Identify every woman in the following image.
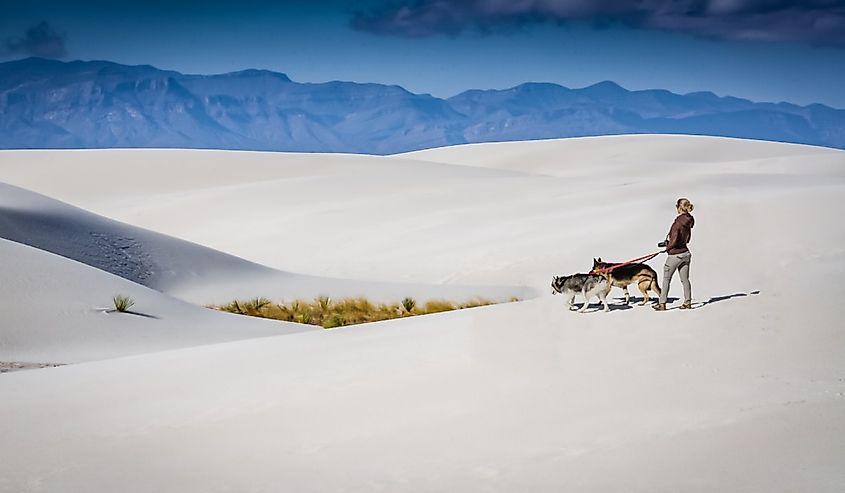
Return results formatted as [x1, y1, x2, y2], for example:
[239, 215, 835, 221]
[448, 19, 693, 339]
[653, 198, 695, 311]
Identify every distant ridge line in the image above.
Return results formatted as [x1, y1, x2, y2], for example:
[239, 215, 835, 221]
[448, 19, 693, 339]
[1, 57, 843, 154]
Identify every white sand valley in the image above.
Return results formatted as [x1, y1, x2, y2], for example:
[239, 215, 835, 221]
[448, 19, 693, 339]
[0, 135, 844, 491]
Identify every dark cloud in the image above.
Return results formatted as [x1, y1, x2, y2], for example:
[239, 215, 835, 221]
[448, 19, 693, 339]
[351, 0, 845, 46]
[3, 21, 67, 58]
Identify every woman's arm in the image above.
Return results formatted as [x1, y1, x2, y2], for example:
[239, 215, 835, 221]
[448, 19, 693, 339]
[665, 218, 681, 251]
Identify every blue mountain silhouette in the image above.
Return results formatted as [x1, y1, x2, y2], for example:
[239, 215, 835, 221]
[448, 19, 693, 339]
[1, 57, 842, 154]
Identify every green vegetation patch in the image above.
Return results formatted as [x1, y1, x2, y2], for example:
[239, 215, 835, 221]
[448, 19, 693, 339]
[209, 295, 516, 329]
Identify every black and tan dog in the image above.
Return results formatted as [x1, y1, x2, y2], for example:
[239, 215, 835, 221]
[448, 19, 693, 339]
[591, 258, 661, 305]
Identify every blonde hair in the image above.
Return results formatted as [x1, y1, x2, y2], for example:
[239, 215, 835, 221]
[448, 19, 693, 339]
[676, 197, 694, 213]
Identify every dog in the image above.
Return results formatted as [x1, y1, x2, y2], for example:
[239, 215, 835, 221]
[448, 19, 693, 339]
[551, 273, 612, 312]
[591, 257, 661, 305]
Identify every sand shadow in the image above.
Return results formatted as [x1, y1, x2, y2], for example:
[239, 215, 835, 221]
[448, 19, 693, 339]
[1, 362, 65, 374]
[702, 290, 760, 306]
[611, 290, 760, 309]
[0, 207, 154, 286]
[103, 309, 160, 319]
[569, 301, 634, 313]
[616, 296, 677, 305]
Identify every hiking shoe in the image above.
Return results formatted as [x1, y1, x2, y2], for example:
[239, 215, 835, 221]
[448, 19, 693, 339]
[679, 302, 693, 310]
[652, 303, 666, 311]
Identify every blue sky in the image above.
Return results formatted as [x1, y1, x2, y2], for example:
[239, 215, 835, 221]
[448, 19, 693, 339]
[2, 0, 844, 107]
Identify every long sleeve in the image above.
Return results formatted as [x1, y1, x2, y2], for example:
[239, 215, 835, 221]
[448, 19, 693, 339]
[666, 219, 681, 251]
[666, 213, 693, 254]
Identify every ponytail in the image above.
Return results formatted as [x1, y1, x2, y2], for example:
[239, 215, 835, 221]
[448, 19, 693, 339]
[677, 197, 694, 213]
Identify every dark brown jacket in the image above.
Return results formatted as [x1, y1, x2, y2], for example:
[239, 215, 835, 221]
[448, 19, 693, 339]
[666, 212, 694, 255]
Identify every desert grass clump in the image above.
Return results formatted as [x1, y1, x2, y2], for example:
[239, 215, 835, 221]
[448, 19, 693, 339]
[459, 297, 498, 309]
[423, 299, 456, 314]
[112, 295, 135, 313]
[323, 313, 346, 329]
[209, 295, 511, 329]
[402, 297, 416, 314]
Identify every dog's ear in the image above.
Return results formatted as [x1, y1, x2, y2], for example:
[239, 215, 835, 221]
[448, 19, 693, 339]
[598, 257, 602, 263]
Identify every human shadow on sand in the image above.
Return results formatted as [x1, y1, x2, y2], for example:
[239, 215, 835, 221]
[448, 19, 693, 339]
[703, 290, 760, 305]
[614, 291, 760, 310]
[574, 290, 761, 313]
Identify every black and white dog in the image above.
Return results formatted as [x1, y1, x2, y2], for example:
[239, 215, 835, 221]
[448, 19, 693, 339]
[551, 273, 612, 312]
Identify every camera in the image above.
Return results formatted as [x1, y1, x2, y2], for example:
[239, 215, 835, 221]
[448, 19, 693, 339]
[657, 240, 668, 248]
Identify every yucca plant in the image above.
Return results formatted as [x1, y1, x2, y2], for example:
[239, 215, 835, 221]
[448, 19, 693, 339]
[316, 295, 331, 312]
[112, 295, 135, 313]
[221, 300, 244, 314]
[245, 297, 272, 312]
[401, 297, 416, 313]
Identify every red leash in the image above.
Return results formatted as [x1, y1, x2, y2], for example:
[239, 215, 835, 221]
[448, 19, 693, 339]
[591, 251, 663, 274]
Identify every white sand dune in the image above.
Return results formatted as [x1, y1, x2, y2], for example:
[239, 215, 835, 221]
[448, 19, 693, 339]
[402, 134, 843, 174]
[2, 135, 841, 290]
[0, 182, 529, 306]
[1, 135, 844, 491]
[0, 238, 312, 363]
[0, 179, 527, 361]
[0, 149, 535, 286]
[1, 296, 843, 491]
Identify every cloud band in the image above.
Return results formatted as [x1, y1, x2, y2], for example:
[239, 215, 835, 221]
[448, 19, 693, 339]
[351, 0, 845, 46]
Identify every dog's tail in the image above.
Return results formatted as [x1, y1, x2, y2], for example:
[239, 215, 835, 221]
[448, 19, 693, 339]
[649, 267, 662, 295]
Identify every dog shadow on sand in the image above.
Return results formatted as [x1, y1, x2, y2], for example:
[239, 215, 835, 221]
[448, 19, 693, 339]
[576, 290, 760, 313]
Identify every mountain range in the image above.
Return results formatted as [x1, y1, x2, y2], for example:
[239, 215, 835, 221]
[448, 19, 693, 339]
[1, 57, 843, 154]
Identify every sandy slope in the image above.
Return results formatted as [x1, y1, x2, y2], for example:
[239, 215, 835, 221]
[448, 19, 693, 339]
[401, 134, 840, 171]
[0, 180, 526, 361]
[0, 294, 843, 491]
[0, 149, 535, 285]
[1, 135, 844, 491]
[0, 182, 529, 306]
[0, 238, 312, 363]
[2, 135, 841, 290]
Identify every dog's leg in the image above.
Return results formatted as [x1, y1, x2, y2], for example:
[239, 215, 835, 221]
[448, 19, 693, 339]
[599, 289, 610, 312]
[579, 288, 590, 313]
[563, 291, 575, 310]
[623, 285, 630, 304]
[638, 281, 650, 305]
